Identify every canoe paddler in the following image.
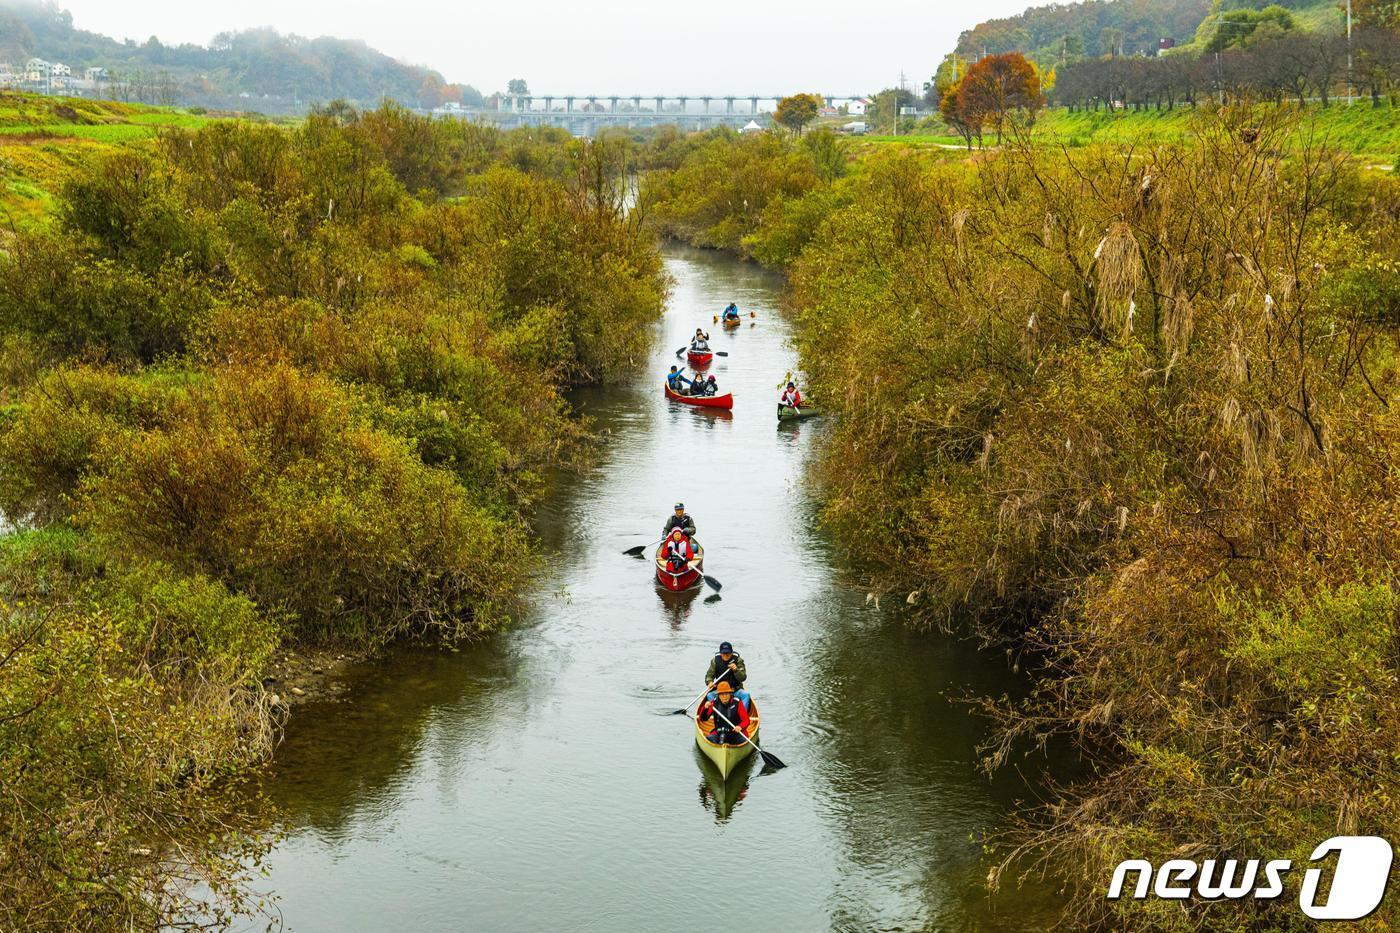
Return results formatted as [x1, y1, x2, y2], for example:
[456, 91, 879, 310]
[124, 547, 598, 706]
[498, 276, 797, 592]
[690, 328, 710, 352]
[705, 640, 748, 700]
[663, 527, 696, 573]
[701, 680, 750, 747]
[667, 365, 693, 393]
[663, 502, 696, 539]
[778, 381, 803, 416]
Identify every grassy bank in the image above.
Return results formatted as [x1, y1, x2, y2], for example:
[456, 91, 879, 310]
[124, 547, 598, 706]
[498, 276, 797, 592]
[864, 102, 1400, 165]
[642, 109, 1400, 928]
[0, 99, 666, 927]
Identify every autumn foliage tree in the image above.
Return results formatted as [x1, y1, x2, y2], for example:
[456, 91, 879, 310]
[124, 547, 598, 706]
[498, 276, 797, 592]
[774, 92, 824, 135]
[941, 52, 1043, 148]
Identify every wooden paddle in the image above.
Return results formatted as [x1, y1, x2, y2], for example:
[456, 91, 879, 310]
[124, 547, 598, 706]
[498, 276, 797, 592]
[623, 537, 662, 557]
[711, 706, 786, 770]
[670, 674, 725, 716]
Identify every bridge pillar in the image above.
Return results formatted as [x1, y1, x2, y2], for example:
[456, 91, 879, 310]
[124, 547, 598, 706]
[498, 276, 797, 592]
[750, 97, 759, 114]
[700, 96, 711, 114]
[609, 96, 619, 113]
[632, 96, 641, 113]
[825, 96, 834, 108]
[524, 96, 533, 112]
[678, 96, 688, 113]
[725, 96, 734, 113]
[654, 96, 663, 113]
[544, 96, 553, 112]
[565, 96, 574, 113]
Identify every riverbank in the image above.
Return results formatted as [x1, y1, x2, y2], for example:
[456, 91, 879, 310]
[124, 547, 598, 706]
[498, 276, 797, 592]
[0, 103, 667, 927]
[641, 110, 1400, 927]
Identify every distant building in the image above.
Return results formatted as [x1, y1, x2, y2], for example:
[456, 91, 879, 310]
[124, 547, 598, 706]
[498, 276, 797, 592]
[848, 98, 871, 116]
[842, 121, 869, 135]
[85, 66, 109, 81]
[1157, 37, 1176, 56]
[818, 106, 839, 118]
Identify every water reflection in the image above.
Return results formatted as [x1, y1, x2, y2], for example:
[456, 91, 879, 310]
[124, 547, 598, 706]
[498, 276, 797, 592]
[694, 748, 755, 824]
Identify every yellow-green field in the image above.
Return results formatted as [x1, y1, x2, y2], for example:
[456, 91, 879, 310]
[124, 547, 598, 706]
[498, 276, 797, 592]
[861, 103, 1400, 166]
[0, 92, 217, 228]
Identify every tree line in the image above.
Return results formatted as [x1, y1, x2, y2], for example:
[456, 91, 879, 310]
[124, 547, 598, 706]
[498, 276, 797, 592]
[1053, 27, 1400, 110]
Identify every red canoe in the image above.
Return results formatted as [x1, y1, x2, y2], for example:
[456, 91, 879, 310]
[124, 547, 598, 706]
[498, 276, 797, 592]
[665, 384, 734, 410]
[656, 541, 705, 591]
[686, 350, 714, 367]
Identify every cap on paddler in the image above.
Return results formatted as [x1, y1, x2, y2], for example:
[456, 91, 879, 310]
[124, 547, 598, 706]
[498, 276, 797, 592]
[719, 641, 733, 653]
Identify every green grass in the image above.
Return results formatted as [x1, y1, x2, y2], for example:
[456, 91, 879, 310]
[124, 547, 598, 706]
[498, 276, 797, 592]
[0, 92, 219, 229]
[863, 104, 1400, 167]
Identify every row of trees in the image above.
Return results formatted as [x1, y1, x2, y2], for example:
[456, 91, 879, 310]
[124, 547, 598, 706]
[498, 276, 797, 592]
[1054, 27, 1400, 111]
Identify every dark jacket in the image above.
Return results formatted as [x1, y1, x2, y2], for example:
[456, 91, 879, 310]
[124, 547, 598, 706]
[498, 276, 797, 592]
[706, 695, 750, 734]
[663, 513, 696, 538]
[705, 653, 747, 690]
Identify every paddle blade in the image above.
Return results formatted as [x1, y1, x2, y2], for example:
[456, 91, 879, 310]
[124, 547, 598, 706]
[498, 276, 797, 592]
[713, 350, 729, 357]
[759, 749, 787, 770]
[623, 545, 648, 557]
[669, 707, 690, 716]
[675, 347, 686, 357]
[703, 575, 722, 592]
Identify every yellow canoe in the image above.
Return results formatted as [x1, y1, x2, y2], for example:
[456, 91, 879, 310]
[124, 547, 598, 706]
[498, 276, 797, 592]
[694, 697, 760, 779]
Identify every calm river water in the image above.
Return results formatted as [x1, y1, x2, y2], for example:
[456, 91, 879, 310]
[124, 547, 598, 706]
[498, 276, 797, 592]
[246, 245, 1061, 931]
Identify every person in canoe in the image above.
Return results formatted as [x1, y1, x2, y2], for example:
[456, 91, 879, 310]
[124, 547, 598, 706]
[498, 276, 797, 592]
[663, 502, 697, 539]
[690, 328, 710, 352]
[700, 680, 751, 747]
[705, 640, 749, 708]
[690, 374, 719, 398]
[667, 365, 693, 393]
[722, 303, 741, 324]
[778, 381, 803, 415]
[663, 526, 697, 574]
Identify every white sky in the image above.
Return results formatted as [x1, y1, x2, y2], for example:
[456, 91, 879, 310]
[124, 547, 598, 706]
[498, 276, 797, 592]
[52, 0, 1035, 96]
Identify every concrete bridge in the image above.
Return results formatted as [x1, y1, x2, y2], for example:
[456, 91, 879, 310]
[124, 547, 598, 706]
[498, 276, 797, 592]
[433, 93, 870, 135]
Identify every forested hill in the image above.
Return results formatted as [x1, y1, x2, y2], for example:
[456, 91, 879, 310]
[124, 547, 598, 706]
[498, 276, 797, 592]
[0, 0, 483, 112]
[953, 0, 1343, 63]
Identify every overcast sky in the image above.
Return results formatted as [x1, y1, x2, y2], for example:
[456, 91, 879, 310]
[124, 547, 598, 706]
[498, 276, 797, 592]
[52, 0, 1036, 96]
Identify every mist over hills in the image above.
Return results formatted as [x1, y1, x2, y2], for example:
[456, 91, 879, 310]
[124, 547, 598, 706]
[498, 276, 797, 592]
[0, 0, 483, 112]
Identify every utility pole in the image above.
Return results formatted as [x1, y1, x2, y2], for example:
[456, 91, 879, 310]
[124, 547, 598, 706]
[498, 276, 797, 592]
[1346, 0, 1354, 106]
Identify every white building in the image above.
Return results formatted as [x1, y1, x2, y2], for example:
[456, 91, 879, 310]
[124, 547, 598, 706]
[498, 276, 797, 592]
[847, 98, 871, 116]
[85, 66, 109, 81]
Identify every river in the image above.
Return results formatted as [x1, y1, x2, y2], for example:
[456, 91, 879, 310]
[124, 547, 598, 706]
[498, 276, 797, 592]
[245, 245, 1061, 931]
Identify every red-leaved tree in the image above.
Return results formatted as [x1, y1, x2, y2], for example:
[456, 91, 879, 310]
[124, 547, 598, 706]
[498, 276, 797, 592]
[944, 52, 1043, 148]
